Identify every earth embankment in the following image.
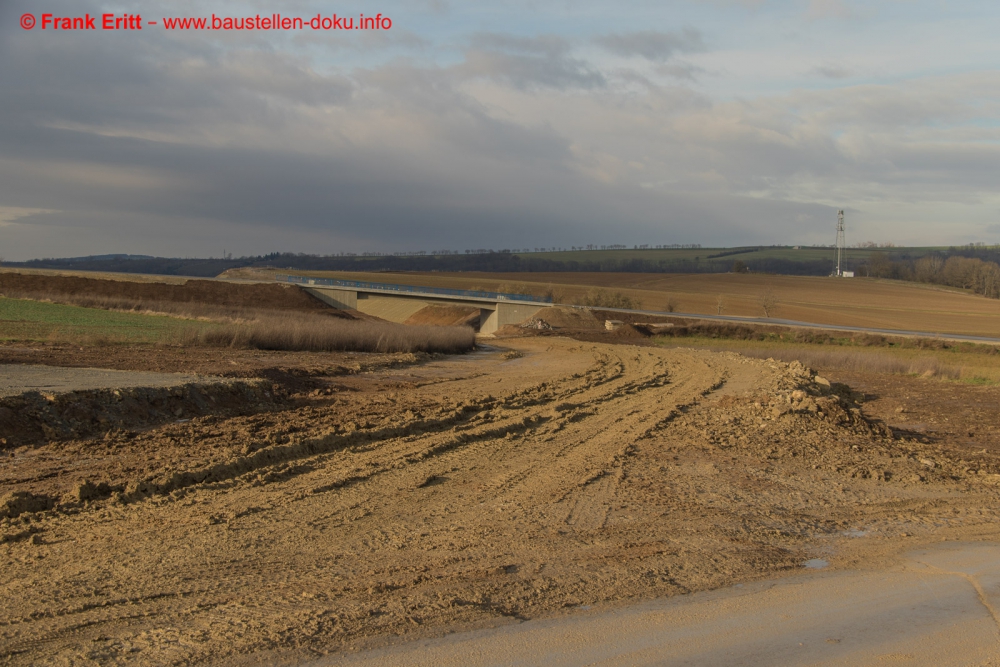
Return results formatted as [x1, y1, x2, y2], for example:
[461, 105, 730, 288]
[0, 270, 342, 315]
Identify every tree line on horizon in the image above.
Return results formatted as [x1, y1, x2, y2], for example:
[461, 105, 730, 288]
[3, 246, 999, 299]
[4, 251, 835, 277]
[857, 251, 1000, 299]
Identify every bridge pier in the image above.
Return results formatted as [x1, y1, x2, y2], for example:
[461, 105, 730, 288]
[304, 287, 357, 310]
[478, 302, 549, 334]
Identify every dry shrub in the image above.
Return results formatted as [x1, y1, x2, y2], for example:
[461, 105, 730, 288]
[732, 348, 961, 380]
[575, 289, 638, 309]
[188, 313, 476, 354]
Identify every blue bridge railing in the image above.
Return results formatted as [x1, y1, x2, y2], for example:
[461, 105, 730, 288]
[276, 274, 552, 304]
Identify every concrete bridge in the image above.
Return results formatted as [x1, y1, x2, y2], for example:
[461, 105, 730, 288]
[277, 275, 551, 334]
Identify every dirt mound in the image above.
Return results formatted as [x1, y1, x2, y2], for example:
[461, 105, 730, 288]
[540, 306, 603, 329]
[0, 271, 345, 315]
[404, 305, 480, 327]
[591, 309, 676, 325]
[0, 380, 286, 448]
[519, 318, 552, 330]
[0, 491, 54, 520]
[605, 323, 649, 339]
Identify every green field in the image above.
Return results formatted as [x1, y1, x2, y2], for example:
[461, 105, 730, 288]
[0, 297, 216, 344]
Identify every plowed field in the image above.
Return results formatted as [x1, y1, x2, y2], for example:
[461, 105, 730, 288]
[3, 338, 1000, 665]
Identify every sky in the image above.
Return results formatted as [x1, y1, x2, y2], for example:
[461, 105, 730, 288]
[2, 0, 1000, 260]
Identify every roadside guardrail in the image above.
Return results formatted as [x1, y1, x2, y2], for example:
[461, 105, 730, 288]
[276, 274, 553, 304]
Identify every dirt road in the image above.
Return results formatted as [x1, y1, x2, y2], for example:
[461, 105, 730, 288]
[2, 338, 1000, 665]
[0, 364, 212, 398]
[332, 541, 1000, 666]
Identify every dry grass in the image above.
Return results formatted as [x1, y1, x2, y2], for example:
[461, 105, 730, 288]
[188, 313, 475, 354]
[655, 334, 1000, 384]
[733, 347, 962, 380]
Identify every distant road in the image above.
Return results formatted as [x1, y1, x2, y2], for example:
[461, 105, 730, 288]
[581, 305, 1000, 345]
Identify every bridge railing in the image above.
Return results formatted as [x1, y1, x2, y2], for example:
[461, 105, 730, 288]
[276, 274, 553, 304]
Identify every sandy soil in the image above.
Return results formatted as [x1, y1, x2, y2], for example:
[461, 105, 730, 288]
[3, 338, 1000, 665]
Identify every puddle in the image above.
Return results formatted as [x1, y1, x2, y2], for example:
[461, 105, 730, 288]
[842, 529, 869, 538]
[803, 559, 829, 569]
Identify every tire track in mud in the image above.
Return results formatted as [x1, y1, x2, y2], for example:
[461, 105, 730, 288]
[6, 338, 1000, 665]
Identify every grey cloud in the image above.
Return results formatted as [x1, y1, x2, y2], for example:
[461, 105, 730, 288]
[0, 19, 352, 144]
[292, 28, 431, 52]
[357, 62, 575, 164]
[655, 62, 705, 80]
[596, 29, 704, 63]
[457, 50, 605, 89]
[471, 33, 571, 57]
[3, 0, 998, 260]
[457, 33, 605, 89]
[811, 64, 851, 79]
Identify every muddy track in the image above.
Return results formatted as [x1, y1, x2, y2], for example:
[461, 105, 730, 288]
[2, 338, 1000, 665]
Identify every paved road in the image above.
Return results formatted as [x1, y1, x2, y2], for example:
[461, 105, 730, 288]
[325, 542, 1000, 667]
[587, 306, 1000, 345]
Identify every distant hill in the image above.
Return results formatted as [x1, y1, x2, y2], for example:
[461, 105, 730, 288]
[52, 254, 158, 262]
[2, 245, 997, 279]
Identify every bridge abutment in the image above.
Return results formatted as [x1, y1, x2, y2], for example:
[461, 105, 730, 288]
[302, 284, 549, 334]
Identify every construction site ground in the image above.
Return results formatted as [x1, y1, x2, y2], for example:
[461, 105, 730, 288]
[2, 335, 1000, 665]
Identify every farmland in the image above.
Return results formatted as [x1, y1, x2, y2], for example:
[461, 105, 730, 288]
[524, 244, 937, 267]
[0, 297, 215, 344]
[232, 268, 1000, 338]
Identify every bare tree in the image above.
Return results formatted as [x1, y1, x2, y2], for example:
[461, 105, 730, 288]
[664, 296, 679, 313]
[758, 289, 779, 318]
[716, 294, 725, 315]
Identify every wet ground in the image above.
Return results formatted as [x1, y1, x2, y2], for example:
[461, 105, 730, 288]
[330, 541, 1000, 666]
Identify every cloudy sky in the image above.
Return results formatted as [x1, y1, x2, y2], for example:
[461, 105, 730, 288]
[2, 0, 999, 260]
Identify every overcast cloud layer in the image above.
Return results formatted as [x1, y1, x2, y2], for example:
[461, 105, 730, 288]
[1, 0, 1000, 259]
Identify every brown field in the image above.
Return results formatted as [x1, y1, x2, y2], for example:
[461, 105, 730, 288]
[253, 268, 1000, 338]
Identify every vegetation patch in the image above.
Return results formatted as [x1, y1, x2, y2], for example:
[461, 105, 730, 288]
[653, 328, 1000, 385]
[189, 313, 476, 354]
[0, 297, 214, 344]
